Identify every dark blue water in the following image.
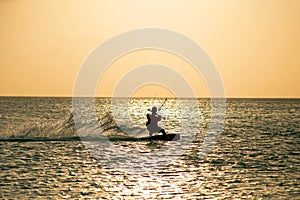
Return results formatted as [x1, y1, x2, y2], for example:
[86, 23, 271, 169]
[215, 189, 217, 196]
[0, 97, 299, 198]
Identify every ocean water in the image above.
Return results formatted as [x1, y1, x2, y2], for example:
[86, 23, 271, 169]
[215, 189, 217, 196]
[0, 97, 299, 199]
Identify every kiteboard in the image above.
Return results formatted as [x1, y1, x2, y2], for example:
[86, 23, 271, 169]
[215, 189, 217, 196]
[139, 133, 180, 141]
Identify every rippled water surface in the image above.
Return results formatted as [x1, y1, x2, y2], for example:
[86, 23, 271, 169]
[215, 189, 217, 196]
[0, 97, 299, 199]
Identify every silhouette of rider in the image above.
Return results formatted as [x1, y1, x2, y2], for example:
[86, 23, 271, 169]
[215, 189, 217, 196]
[146, 106, 167, 138]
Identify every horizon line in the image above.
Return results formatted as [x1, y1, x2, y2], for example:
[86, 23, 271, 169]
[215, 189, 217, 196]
[0, 95, 299, 99]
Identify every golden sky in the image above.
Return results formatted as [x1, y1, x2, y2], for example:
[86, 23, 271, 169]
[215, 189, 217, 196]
[0, 0, 299, 97]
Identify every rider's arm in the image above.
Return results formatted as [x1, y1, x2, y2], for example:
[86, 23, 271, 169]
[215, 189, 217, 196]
[146, 114, 151, 125]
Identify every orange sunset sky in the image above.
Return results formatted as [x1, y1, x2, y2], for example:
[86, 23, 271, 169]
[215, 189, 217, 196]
[0, 0, 299, 98]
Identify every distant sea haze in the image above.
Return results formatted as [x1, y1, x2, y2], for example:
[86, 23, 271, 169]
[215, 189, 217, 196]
[0, 97, 299, 198]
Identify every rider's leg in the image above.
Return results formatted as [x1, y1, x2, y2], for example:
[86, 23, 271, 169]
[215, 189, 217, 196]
[159, 129, 167, 137]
